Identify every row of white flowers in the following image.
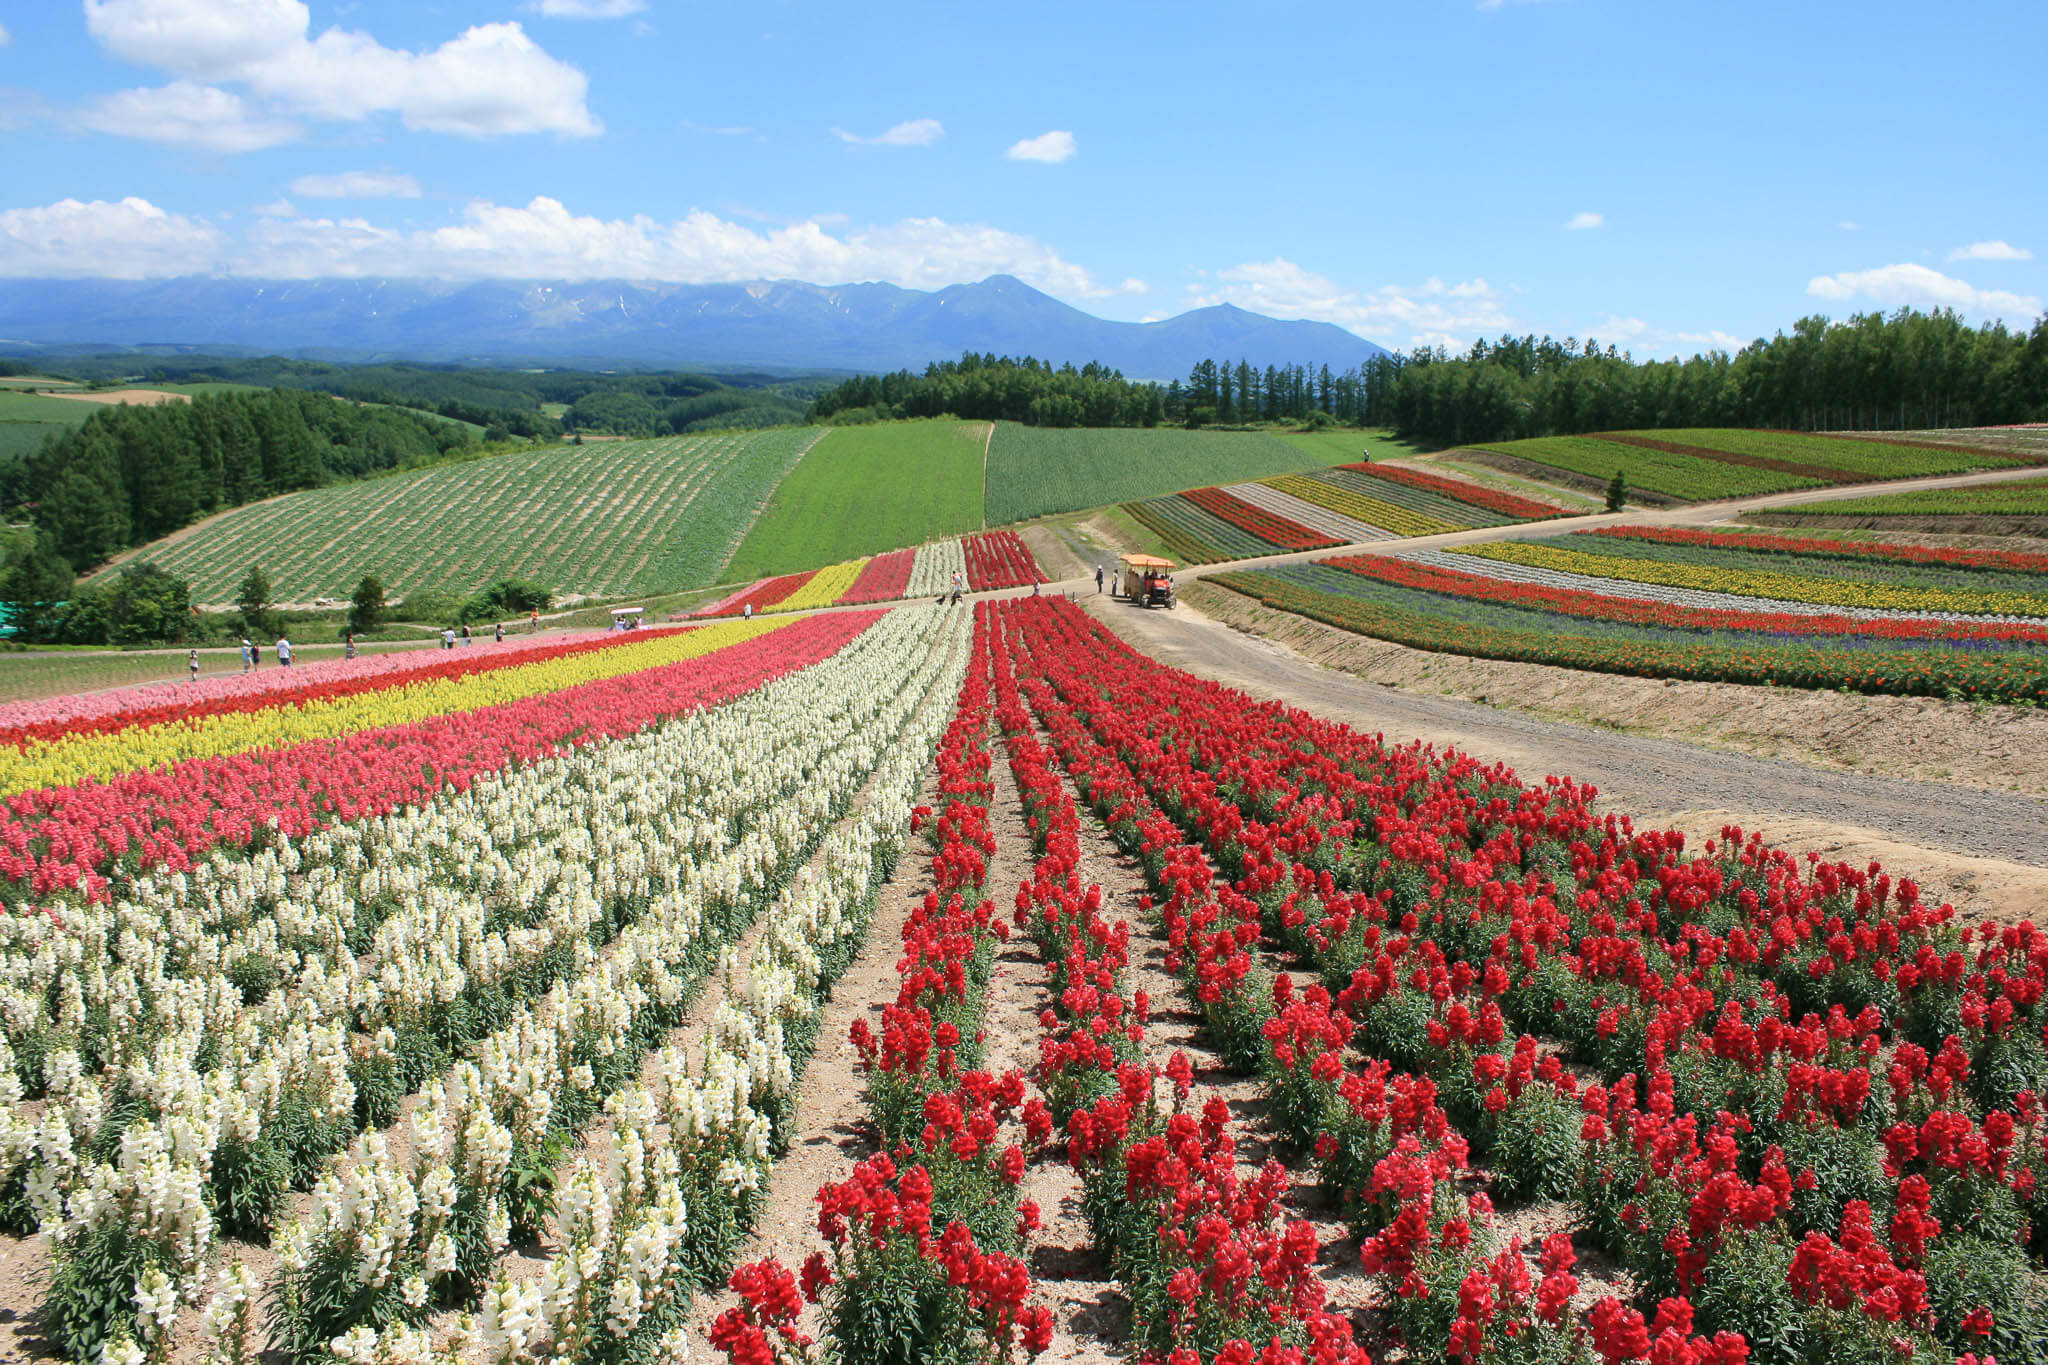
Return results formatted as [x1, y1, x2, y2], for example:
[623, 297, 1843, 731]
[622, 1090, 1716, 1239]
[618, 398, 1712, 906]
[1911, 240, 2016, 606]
[266, 608, 971, 1364]
[907, 538, 968, 597]
[20, 606, 969, 1365]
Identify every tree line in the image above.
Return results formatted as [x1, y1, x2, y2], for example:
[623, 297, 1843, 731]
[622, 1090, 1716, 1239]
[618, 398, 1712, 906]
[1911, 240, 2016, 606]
[807, 308, 2048, 447]
[5, 389, 471, 571]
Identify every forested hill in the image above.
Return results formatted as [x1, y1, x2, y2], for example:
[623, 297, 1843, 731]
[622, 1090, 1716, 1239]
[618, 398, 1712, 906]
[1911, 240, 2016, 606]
[9, 390, 473, 570]
[828, 309, 2048, 444]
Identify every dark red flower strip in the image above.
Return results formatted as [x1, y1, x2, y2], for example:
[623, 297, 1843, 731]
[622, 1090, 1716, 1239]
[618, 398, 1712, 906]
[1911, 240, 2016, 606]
[964, 530, 1045, 590]
[0, 611, 879, 899]
[1321, 551, 2048, 646]
[1183, 487, 1343, 552]
[840, 548, 917, 604]
[1340, 462, 1563, 519]
[709, 569, 819, 617]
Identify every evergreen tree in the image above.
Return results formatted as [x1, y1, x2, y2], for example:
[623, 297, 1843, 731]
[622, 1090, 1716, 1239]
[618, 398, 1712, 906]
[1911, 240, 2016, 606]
[1605, 470, 1628, 512]
[0, 530, 75, 644]
[349, 574, 387, 633]
[237, 564, 275, 639]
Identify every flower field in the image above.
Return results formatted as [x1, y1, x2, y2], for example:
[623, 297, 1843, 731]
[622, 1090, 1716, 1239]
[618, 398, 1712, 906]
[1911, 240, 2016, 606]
[12, 560, 2048, 1365]
[697, 533, 1042, 617]
[1122, 463, 1560, 564]
[717, 595, 2048, 1365]
[1209, 522, 2048, 701]
[132, 430, 825, 604]
[1469, 429, 2031, 504]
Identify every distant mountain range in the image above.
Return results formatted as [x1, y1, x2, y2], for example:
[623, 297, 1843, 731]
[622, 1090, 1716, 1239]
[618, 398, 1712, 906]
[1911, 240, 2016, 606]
[0, 274, 1387, 377]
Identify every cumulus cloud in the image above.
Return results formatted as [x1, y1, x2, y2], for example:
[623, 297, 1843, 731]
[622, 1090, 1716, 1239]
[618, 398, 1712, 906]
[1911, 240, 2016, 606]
[0, 197, 225, 278]
[79, 0, 598, 141]
[1564, 211, 1604, 231]
[1807, 262, 2040, 320]
[1948, 240, 2032, 262]
[1590, 314, 1749, 359]
[526, 0, 646, 16]
[833, 118, 943, 147]
[1006, 130, 1076, 163]
[0, 193, 1108, 298]
[1189, 258, 1512, 350]
[289, 170, 422, 199]
[78, 82, 302, 153]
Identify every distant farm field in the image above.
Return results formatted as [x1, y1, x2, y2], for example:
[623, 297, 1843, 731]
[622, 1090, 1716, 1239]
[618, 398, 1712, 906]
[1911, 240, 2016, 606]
[984, 424, 1309, 523]
[130, 429, 820, 604]
[1277, 428, 1441, 466]
[725, 419, 987, 579]
[1772, 478, 2048, 518]
[1470, 428, 2028, 503]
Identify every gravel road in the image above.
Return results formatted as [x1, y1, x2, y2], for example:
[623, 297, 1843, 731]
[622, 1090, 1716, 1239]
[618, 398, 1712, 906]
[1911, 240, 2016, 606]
[1081, 594, 2048, 869]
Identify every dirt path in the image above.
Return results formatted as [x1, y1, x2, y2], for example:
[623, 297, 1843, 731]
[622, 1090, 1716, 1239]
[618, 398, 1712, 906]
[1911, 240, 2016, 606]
[1078, 593, 2048, 927]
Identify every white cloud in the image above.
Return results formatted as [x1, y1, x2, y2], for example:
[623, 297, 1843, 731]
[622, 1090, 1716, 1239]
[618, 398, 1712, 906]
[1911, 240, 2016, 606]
[78, 82, 302, 153]
[0, 21, 11, 45]
[1564, 211, 1604, 231]
[290, 170, 422, 199]
[254, 198, 297, 218]
[0, 197, 225, 278]
[526, 0, 646, 16]
[833, 118, 943, 147]
[0, 193, 1107, 299]
[1948, 240, 2032, 262]
[1591, 314, 1748, 359]
[1838, 220, 1861, 231]
[1807, 262, 2041, 319]
[682, 120, 757, 137]
[1006, 130, 1076, 163]
[1189, 258, 1513, 350]
[80, 0, 598, 139]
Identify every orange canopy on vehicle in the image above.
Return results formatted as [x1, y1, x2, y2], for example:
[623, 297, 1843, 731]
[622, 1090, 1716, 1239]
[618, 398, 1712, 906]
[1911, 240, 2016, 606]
[1119, 554, 1175, 569]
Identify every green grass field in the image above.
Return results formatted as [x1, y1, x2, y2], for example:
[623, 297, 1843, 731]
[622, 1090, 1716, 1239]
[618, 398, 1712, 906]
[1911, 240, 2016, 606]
[1473, 434, 1822, 500]
[128, 429, 821, 604]
[1277, 428, 1442, 466]
[985, 424, 1312, 523]
[725, 419, 988, 579]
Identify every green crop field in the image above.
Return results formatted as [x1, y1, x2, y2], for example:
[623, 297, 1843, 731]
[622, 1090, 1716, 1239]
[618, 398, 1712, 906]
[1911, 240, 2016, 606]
[0, 389, 95, 464]
[725, 419, 987, 579]
[1277, 428, 1442, 466]
[1473, 434, 1821, 501]
[985, 424, 1311, 523]
[128, 429, 821, 605]
[1644, 428, 2024, 479]
[1763, 478, 2048, 518]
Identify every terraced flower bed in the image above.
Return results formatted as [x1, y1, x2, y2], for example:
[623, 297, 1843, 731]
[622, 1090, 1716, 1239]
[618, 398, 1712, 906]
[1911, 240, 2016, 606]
[1210, 521, 2048, 701]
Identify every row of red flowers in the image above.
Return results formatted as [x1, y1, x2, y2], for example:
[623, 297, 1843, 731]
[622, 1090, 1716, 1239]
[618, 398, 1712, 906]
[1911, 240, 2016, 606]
[991, 597, 2038, 1362]
[1184, 487, 1344, 553]
[965, 531, 1046, 590]
[1320, 552, 2048, 647]
[1584, 524, 2048, 576]
[1340, 461, 1566, 520]
[841, 548, 919, 604]
[0, 612, 878, 900]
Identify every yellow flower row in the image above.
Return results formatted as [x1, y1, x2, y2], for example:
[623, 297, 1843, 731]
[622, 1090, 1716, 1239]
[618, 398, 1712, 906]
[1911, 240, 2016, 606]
[0, 617, 793, 799]
[1461, 542, 2048, 619]
[777, 558, 869, 612]
[1266, 476, 1462, 539]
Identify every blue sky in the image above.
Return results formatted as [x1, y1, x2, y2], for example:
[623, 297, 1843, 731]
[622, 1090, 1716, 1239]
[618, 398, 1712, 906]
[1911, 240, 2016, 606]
[0, 0, 2042, 357]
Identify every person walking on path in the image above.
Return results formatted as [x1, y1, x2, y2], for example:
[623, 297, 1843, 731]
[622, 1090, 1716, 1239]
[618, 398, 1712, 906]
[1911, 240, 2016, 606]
[187, 649, 200, 683]
[461, 623, 472, 647]
[344, 631, 357, 661]
[530, 607, 540, 632]
[441, 626, 456, 650]
[276, 636, 293, 669]
[494, 621, 504, 644]
[239, 637, 253, 672]
[1094, 564, 1104, 594]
